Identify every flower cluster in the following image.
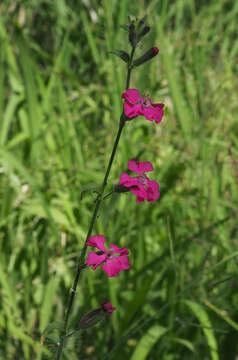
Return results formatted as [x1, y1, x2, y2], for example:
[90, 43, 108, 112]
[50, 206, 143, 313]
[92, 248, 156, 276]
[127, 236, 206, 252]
[85, 19, 165, 320]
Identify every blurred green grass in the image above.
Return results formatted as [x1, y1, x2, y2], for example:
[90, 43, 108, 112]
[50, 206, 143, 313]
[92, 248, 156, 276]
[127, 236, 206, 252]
[0, 0, 238, 359]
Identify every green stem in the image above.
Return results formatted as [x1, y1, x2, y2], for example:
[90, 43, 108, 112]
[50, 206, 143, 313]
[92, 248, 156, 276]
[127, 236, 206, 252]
[103, 191, 114, 200]
[56, 46, 136, 360]
[126, 47, 135, 89]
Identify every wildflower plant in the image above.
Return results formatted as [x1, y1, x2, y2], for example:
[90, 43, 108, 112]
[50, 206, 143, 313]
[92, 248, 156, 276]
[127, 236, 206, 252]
[55, 16, 164, 359]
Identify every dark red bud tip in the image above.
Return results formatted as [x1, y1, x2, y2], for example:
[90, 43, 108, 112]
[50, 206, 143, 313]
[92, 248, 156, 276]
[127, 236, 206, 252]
[153, 47, 159, 54]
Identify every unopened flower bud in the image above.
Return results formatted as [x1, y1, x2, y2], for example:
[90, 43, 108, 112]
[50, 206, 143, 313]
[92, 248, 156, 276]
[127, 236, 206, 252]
[132, 47, 159, 67]
[79, 301, 116, 329]
[129, 22, 137, 47]
[79, 309, 104, 329]
[138, 15, 147, 29]
[137, 26, 150, 42]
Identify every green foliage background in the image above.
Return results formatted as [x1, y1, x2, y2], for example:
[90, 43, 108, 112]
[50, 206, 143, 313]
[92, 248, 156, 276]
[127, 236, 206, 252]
[0, 0, 238, 359]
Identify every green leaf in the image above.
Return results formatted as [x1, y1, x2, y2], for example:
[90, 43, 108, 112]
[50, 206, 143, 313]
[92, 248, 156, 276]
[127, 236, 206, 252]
[121, 274, 154, 333]
[185, 300, 219, 360]
[130, 325, 167, 360]
[40, 278, 59, 333]
[109, 50, 130, 63]
[171, 337, 195, 352]
[203, 299, 238, 331]
[0, 148, 59, 240]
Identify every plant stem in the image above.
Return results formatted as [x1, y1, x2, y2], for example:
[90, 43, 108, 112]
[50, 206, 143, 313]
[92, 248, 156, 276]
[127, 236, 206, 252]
[56, 46, 136, 360]
[126, 47, 135, 89]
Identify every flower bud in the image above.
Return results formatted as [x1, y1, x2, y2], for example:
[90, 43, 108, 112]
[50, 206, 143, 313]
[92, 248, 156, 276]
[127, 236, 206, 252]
[138, 16, 147, 28]
[137, 26, 150, 42]
[79, 301, 116, 329]
[129, 22, 137, 47]
[79, 309, 104, 329]
[132, 47, 159, 67]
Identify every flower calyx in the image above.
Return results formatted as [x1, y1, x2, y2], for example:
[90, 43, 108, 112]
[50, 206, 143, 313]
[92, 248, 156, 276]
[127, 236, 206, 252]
[79, 301, 116, 330]
[132, 47, 159, 67]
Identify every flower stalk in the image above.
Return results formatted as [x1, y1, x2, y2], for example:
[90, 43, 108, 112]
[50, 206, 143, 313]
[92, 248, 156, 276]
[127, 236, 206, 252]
[55, 45, 136, 360]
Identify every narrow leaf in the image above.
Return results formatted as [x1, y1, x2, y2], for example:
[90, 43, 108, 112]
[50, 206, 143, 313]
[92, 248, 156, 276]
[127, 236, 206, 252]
[171, 337, 195, 352]
[130, 325, 167, 360]
[203, 299, 238, 331]
[185, 300, 219, 360]
[109, 50, 130, 63]
[40, 278, 59, 333]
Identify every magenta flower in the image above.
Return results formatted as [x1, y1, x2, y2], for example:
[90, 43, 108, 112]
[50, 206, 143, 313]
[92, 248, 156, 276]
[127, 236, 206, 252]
[119, 159, 160, 203]
[121, 88, 164, 123]
[86, 235, 130, 277]
[101, 301, 116, 316]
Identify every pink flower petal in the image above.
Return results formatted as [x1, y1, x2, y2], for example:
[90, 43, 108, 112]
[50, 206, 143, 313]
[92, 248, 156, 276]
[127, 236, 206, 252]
[124, 101, 143, 118]
[143, 103, 164, 123]
[86, 252, 107, 270]
[102, 259, 121, 277]
[153, 103, 164, 110]
[102, 255, 130, 277]
[121, 89, 141, 104]
[116, 255, 130, 270]
[130, 184, 147, 199]
[122, 88, 164, 123]
[86, 235, 107, 252]
[147, 180, 160, 201]
[119, 172, 139, 187]
[118, 157, 160, 203]
[86, 235, 130, 277]
[128, 159, 153, 174]
[109, 244, 129, 255]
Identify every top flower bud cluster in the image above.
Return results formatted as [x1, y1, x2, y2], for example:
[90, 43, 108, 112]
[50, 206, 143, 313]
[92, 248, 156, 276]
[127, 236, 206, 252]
[110, 16, 160, 68]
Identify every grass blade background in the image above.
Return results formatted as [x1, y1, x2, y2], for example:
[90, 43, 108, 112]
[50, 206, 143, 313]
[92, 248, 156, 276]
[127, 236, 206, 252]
[0, 0, 237, 358]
